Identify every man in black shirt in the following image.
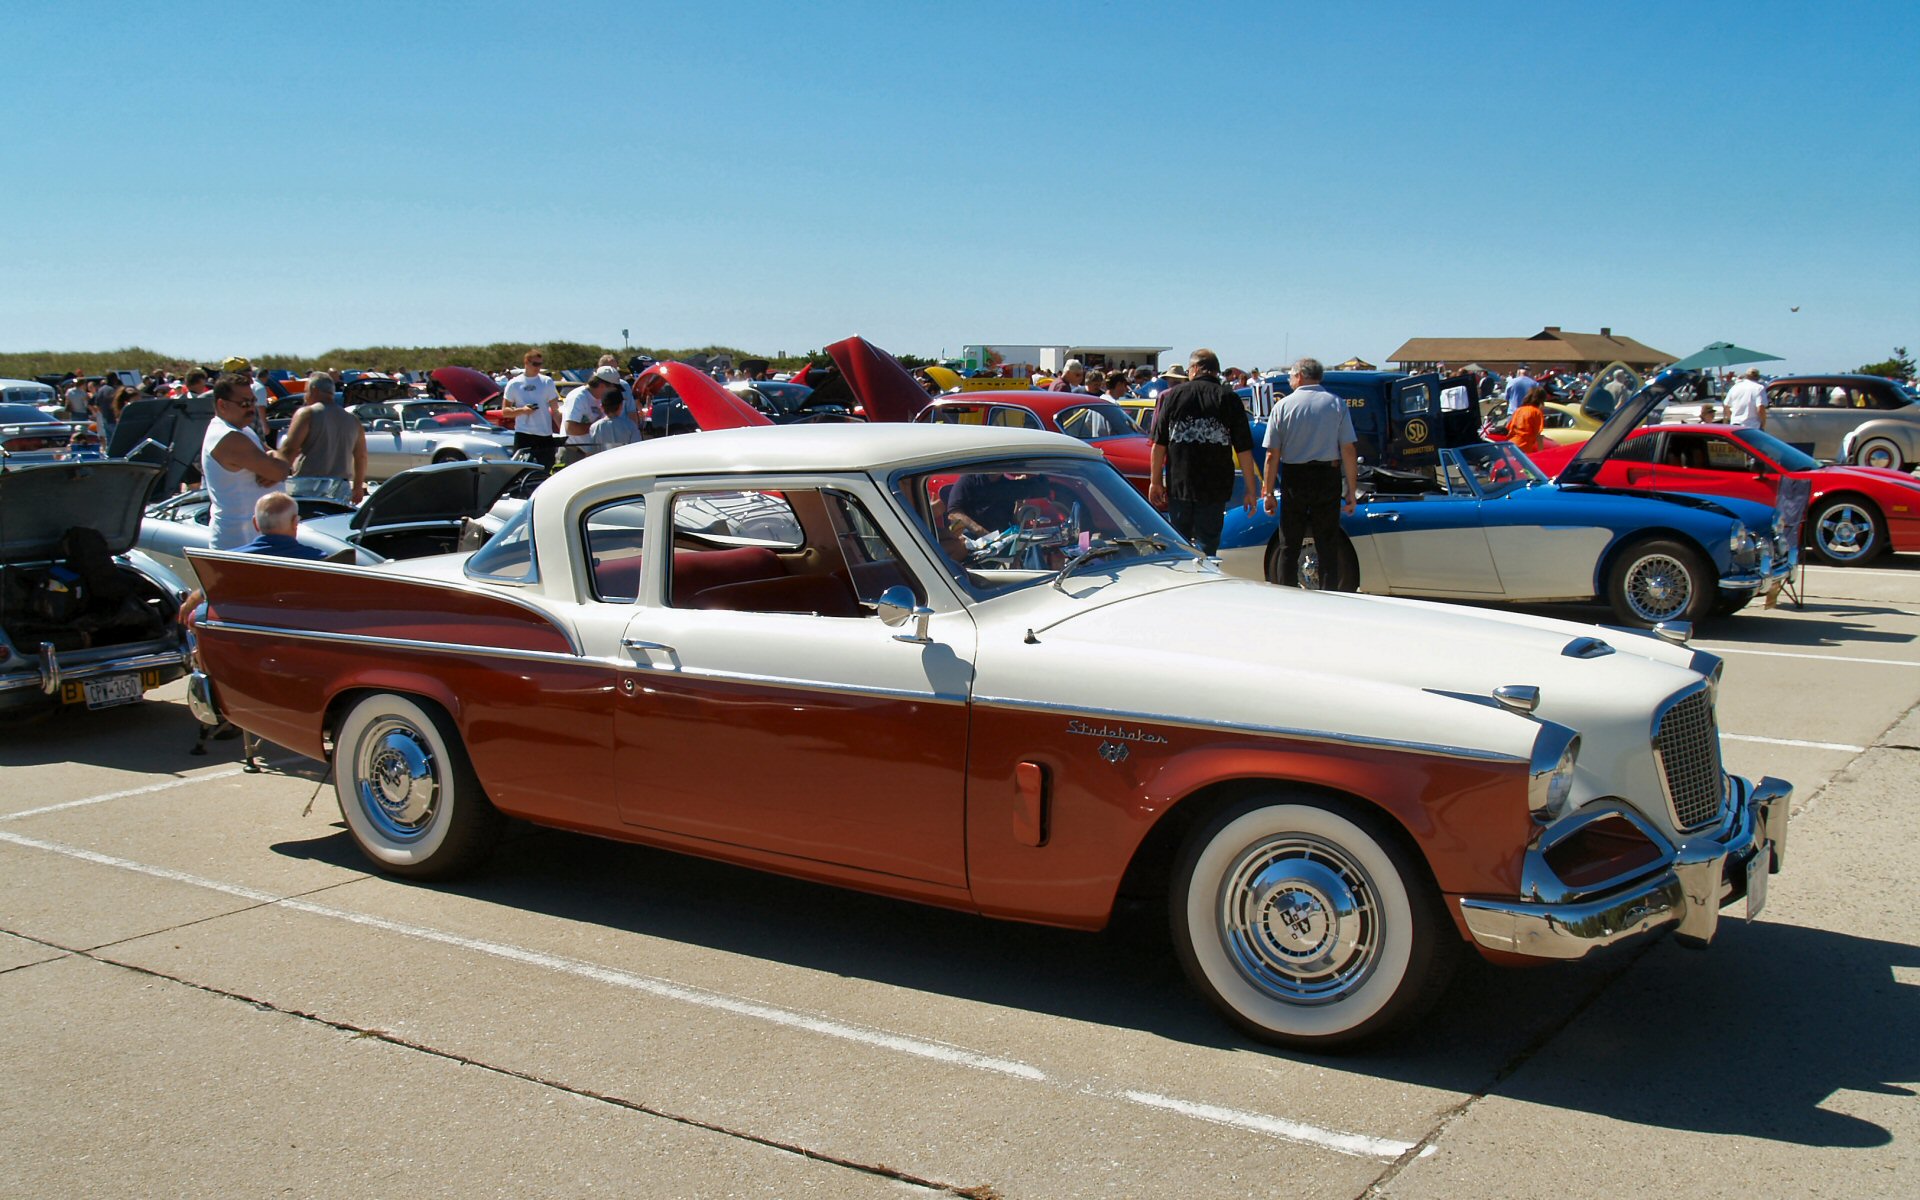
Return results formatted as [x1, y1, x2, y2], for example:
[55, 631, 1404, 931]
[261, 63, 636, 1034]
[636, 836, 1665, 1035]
[1148, 348, 1261, 554]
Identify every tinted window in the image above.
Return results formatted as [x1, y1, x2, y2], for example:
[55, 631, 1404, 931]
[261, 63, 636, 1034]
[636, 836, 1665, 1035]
[1614, 435, 1657, 463]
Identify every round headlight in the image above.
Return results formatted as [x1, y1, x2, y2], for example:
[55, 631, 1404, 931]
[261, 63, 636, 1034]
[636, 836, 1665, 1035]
[1528, 725, 1581, 823]
[1729, 522, 1755, 555]
[1545, 739, 1578, 813]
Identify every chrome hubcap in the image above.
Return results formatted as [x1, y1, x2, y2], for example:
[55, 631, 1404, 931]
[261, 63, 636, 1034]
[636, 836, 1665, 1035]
[355, 719, 439, 840]
[1862, 445, 1897, 470]
[1220, 837, 1379, 1005]
[1817, 506, 1875, 559]
[1625, 553, 1691, 622]
[1298, 540, 1322, 590]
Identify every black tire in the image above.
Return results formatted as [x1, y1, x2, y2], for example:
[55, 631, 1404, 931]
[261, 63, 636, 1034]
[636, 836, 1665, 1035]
[1605, 537, 1715, 627]
[333, 693, 502, 880]
[1805, 496, 1886, 566]
[1263, 535, 1359, 592]
[432, 449, 466, 464]
[1170, 793, 1457, 1049]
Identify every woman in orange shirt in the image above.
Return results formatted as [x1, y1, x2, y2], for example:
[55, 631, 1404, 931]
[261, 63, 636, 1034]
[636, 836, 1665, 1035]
[1507, 391, 1546, 453]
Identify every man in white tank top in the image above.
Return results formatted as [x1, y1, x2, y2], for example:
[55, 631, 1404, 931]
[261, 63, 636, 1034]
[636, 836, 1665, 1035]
[201, 374, 291, 550]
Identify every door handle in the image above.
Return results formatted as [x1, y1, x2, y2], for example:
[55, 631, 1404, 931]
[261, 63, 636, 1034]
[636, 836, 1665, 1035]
[1366, 511, 1400, 522]
[621, 637, 675, 656]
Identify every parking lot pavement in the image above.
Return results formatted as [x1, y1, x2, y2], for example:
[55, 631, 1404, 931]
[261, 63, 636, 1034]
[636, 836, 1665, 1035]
[3, 563, 1916, 1198]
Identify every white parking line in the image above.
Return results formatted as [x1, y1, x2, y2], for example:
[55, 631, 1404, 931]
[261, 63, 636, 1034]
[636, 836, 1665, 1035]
[0, 828, 1421, 1162]
[1799, 565, 1920, 578]
[1723, 733, 1866, 753]
[1, 767, 255, 823]
[1698, 646, 1920, 667]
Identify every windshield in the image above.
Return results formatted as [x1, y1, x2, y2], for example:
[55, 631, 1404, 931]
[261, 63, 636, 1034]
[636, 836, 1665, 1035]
[405, 401, 490, 427]
[1740, 428, 1820, 472]
[1450, 442, 1549, 497]
[896, 455, 1190, 597]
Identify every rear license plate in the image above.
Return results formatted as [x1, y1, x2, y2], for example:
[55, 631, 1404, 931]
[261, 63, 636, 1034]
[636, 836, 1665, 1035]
[63, 673, 142, 709]
[1745, 845, 1771, 921]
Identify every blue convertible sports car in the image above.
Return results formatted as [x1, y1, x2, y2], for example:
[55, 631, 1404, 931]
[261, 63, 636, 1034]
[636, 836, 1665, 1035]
[1218, 371, 1795, 626]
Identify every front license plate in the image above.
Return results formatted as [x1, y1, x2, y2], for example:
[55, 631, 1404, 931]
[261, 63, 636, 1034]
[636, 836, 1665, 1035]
[77, 674, 143, 709]
[1745, 845, 1772, 921]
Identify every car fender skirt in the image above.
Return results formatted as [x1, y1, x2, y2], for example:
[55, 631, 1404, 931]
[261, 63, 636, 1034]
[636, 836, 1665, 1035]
[964, 703, 1532, 928]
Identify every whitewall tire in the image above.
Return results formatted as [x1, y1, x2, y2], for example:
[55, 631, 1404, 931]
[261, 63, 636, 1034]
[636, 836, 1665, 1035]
[334, 693, 501, 879]
[1171, 795, 1455, 1048]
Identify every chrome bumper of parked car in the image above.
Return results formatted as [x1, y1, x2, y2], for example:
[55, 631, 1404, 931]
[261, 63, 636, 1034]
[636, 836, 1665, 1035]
[186, 669, 223, 726]
[1460, 774, 1790, 959]
[1718, 553, 1794, 593]
[0, 642, 194, 697]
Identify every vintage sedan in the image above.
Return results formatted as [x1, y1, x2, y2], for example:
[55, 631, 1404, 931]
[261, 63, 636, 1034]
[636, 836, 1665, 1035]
[1530, 422, 1920, 565]
[187, 424, 1788, 1049]
[347, 399, 518, 479]
[1, 461, 192, 714]
[1760, 374, 1920, 469]
[1222, 373, 1793, 625]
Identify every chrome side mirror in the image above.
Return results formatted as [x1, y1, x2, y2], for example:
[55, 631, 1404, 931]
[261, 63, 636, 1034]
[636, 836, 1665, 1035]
[873, 584, 934, 644]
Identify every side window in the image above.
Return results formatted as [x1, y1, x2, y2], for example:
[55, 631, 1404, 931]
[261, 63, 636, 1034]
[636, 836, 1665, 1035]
[466, 502, 539, 584]
[1396, 384, 1431, 418]
[989, 406, 1041, 429]
[1702, 437, 1759, 472]
[583, 496, 648, 602]
[1613, 435, 1657, 463]
[667, 488, 862, 618]
[1865, 384, 1904, 411]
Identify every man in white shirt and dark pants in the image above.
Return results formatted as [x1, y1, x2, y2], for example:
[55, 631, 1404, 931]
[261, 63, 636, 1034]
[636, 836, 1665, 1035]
[502, 349, 561, 467]
[1725, 368, 1767, 429]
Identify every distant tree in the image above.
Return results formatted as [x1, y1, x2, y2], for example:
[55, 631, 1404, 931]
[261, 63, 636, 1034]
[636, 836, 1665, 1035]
[1855, 346, 1915, 379]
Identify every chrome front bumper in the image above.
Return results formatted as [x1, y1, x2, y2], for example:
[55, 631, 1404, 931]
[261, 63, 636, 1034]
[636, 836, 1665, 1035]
[1460, 774, 1790, 959]
[1719, 551, 1795, 593]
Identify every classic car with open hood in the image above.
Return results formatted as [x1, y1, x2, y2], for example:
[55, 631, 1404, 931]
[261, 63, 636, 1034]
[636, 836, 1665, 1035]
[1219, 370, 1795, 625]
[187, 424, 1789, 1049]
[1, 461, 192, 714]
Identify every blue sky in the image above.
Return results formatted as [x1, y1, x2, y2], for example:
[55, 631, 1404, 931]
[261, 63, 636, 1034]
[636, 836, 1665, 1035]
[4, 1, 1915, 374]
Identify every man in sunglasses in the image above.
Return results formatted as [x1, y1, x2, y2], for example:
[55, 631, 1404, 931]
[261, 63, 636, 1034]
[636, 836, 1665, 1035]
[201, 374, 291, 550]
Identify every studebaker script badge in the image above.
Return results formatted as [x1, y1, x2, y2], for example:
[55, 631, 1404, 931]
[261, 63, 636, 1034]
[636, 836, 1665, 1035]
[1067, 719, 1168, 765]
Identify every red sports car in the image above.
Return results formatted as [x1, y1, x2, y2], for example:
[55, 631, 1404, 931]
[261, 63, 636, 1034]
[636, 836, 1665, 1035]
[1531, 424, 1920, 565]
[914, 391, 1153, 495]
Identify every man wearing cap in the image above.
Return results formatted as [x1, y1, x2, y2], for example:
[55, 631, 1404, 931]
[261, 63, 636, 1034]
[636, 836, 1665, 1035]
[559, 366, 623, 466]
[1725, 367, 1768, 430]
[1049, 359, 1087, 393]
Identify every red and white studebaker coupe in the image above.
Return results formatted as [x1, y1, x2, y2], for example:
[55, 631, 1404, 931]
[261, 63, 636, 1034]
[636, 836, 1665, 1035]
[190, 424, 1789, 1048]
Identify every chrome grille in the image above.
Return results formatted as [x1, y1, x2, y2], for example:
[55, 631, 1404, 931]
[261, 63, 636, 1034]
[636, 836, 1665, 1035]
[1655, 687, 1723, 831]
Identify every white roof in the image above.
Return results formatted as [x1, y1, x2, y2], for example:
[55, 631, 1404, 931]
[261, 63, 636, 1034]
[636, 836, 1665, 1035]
[0, 378, 55, 389]
[550, 423, 1100, 493]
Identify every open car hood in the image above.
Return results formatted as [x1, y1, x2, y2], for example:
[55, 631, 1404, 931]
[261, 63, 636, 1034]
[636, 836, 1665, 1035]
[430, 366, 503, 409]
[350, 460, 542, 531]
[0, 460, 161, 559]
[637, 362, 772, 431]
[1557, 368, 1704, 487]
[822, 336, 930, 424]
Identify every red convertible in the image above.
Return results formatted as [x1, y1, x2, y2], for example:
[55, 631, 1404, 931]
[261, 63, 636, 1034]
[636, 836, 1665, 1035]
[1532, 424, 1920, 565]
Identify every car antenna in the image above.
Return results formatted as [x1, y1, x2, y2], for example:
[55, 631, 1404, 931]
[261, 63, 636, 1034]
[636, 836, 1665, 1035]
[1024, 628, 1040, 644]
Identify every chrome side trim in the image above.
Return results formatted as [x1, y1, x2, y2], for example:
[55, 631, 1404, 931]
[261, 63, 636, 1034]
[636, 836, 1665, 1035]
[971, 695, 1527, 764]
[185, 547, 577, 653]
[199, 620, 968, 707]
[199, 620, 592, 669]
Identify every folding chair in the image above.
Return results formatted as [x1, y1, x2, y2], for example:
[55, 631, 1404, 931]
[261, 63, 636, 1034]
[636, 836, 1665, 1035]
[1773, 476, 1811, 610]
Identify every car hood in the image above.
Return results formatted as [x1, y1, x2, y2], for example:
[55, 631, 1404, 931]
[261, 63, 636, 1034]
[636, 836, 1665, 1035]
[638, 361, 772, 432]
[0, 460, 161, 559]
[1558, 369, 1705, 486]
[825, 336, 931, 424]
[984, 572, 1706, 829]
[430, 367, 503, 409]
[350, 460, 542, 530]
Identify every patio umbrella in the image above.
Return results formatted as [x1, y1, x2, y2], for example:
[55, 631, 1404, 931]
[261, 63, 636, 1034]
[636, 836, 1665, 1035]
[1665, 341, 1783, 372]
